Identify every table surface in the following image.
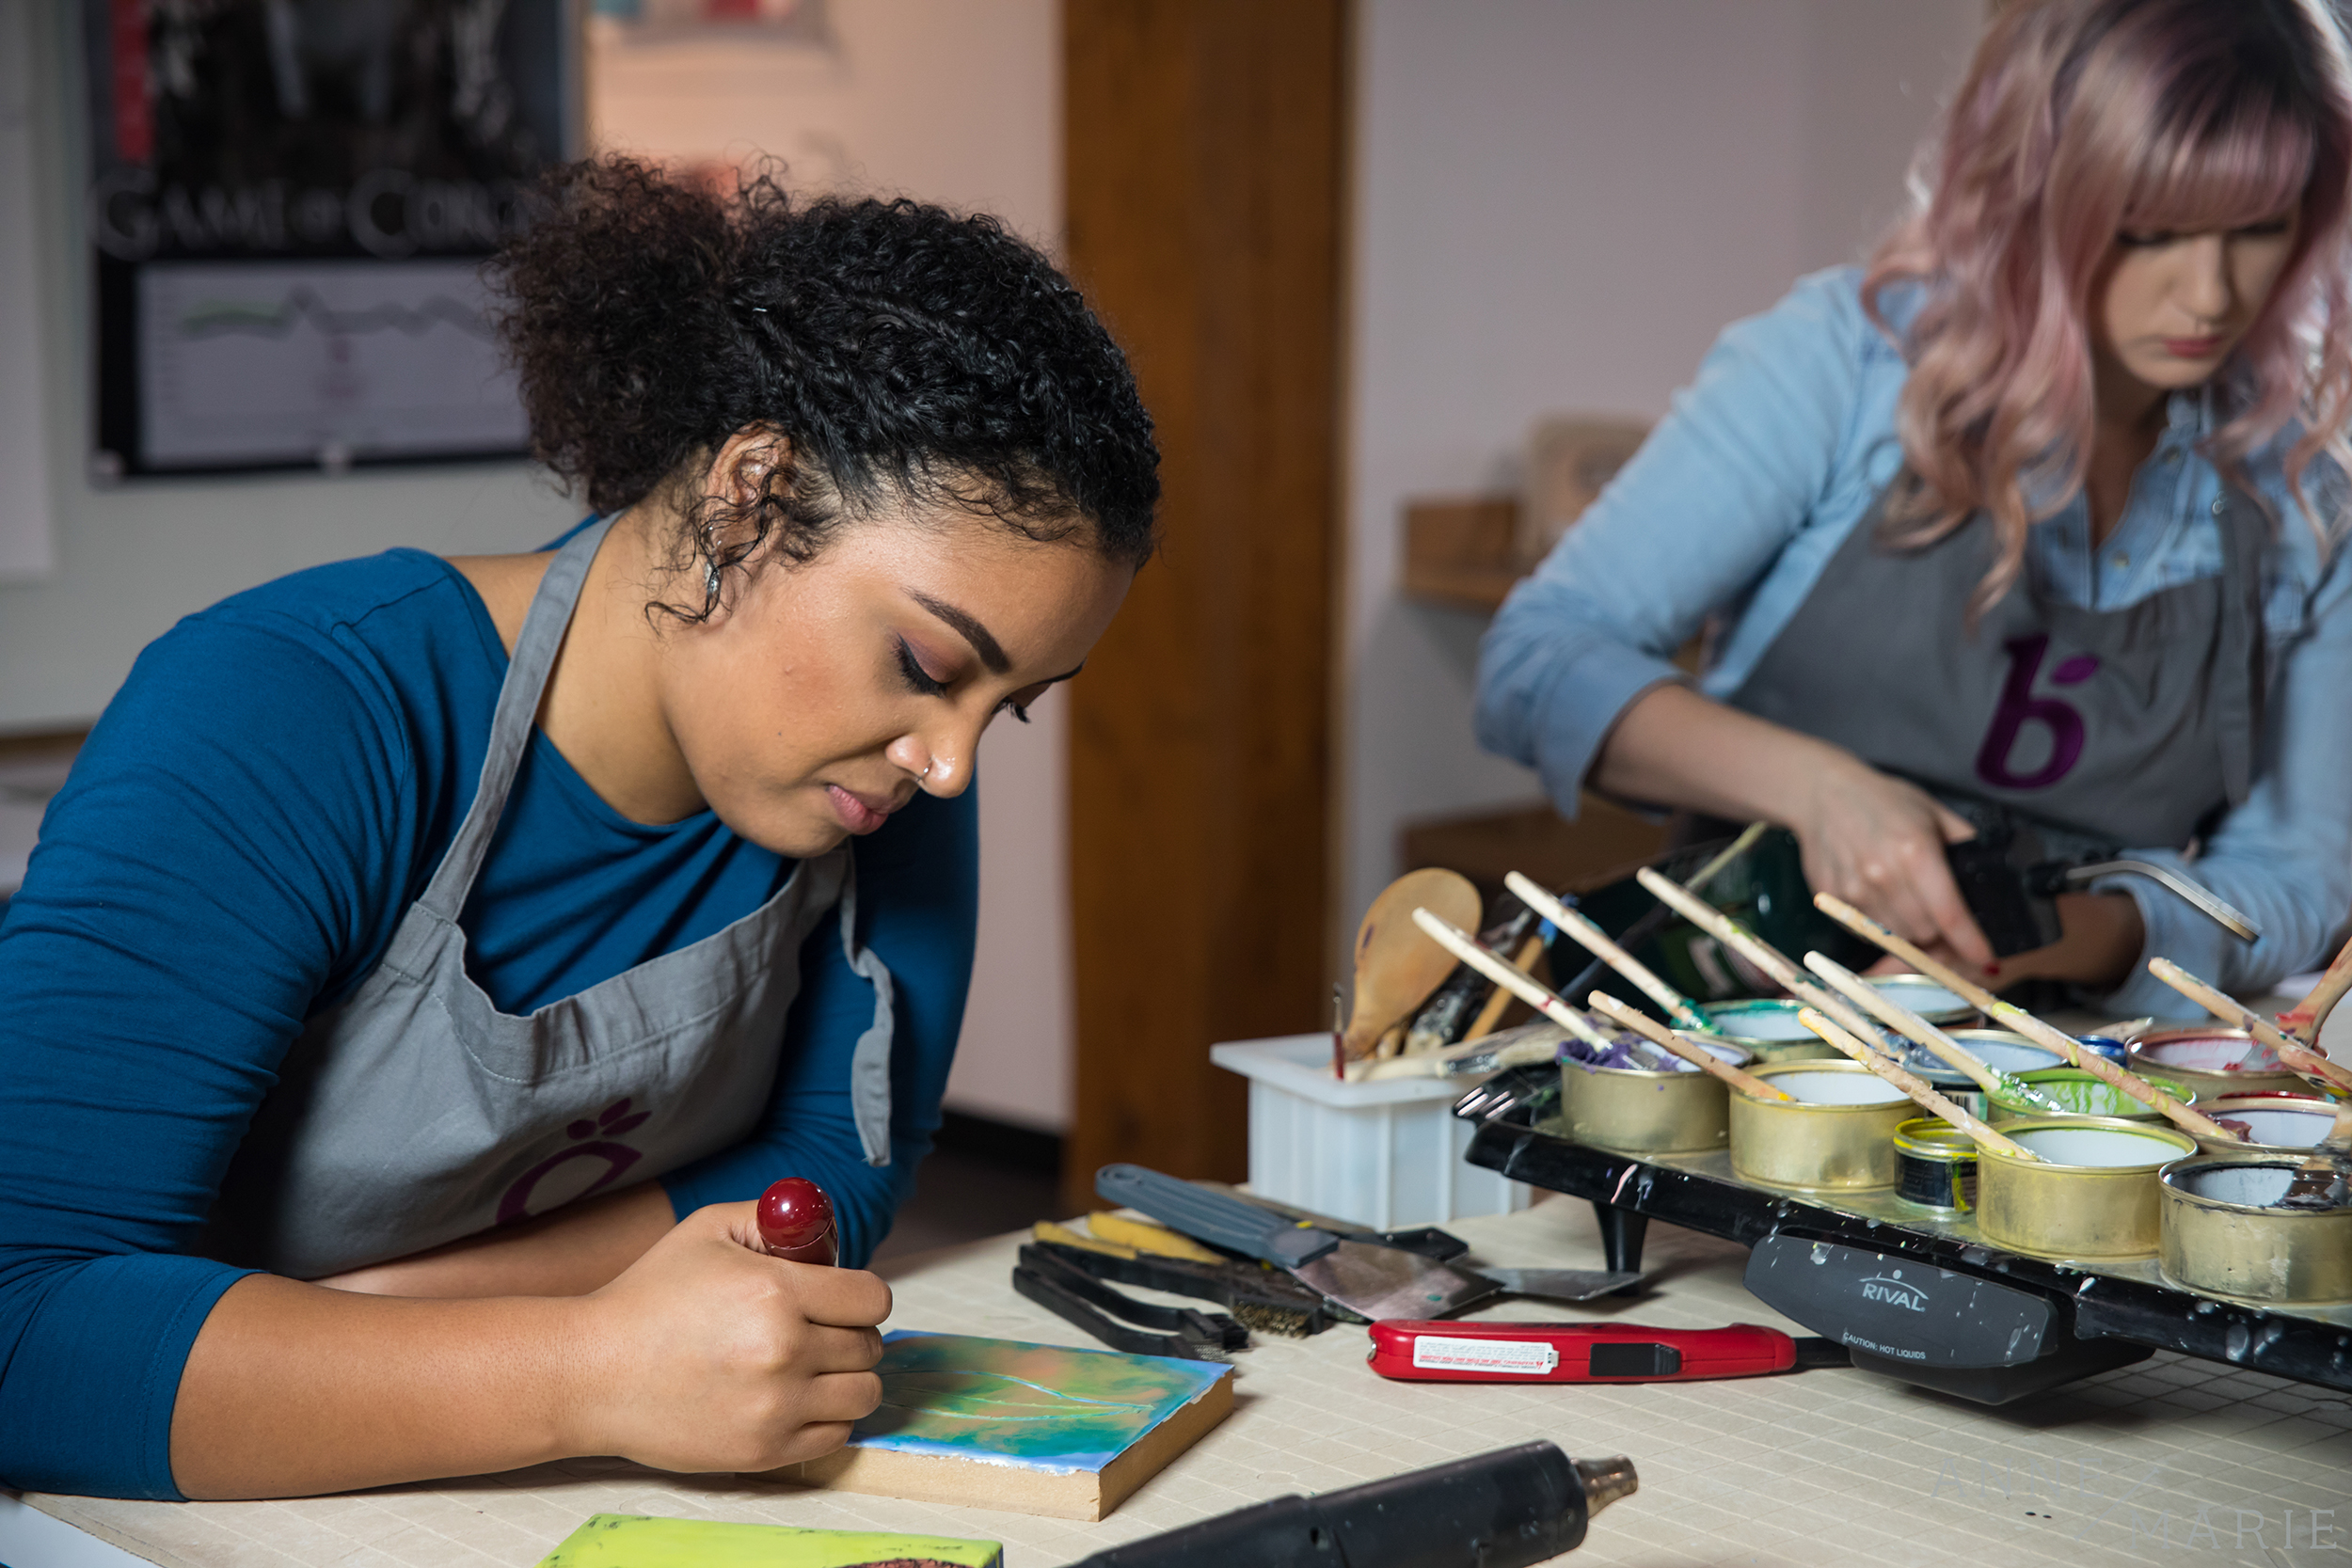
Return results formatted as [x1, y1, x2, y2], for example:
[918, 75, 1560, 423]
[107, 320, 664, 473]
[23, 1195, 2352, 1568]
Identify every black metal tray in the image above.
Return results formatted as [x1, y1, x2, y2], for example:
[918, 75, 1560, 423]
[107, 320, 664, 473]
[1455, 1066, 2352, 1397]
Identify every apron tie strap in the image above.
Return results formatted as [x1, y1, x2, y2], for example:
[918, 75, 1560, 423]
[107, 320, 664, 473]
[834, 857, 898, 1165]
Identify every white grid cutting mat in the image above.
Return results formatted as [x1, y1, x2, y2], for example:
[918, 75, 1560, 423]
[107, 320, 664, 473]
[22, 1195, 2352, 1568]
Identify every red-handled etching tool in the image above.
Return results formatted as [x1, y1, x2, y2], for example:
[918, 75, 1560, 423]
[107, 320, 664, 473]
[1367, 1319, 1848, 1383]
[756, 1177, 837, 1265]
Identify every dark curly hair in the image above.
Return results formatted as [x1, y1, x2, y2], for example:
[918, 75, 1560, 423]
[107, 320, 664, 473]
[487, 157, 1159, 616]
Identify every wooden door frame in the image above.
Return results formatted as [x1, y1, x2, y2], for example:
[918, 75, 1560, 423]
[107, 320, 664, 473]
[1060, 0, 1351, 1208]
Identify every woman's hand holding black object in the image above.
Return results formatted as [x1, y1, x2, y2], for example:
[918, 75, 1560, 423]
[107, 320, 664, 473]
[1792, 752, 1994, 972]
[1596, 686, 1996, 971]
[563, 1200, 889, 1475]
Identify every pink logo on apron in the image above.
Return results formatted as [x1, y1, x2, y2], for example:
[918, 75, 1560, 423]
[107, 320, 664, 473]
[496, 1098, 650, 1224]
[1975, 634, 2100, 791]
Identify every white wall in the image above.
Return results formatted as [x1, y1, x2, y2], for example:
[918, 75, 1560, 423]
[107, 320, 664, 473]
[1, 0, 1073, 1132]
[1342, 0, 1985, 941]
[592, 0, 1071, 1133]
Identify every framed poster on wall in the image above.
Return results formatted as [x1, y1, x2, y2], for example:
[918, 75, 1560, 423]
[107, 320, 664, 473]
[82, 0, 580, 479]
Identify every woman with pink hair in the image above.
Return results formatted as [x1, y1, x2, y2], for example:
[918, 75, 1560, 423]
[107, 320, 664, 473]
[1479, 0, 2352, 1017]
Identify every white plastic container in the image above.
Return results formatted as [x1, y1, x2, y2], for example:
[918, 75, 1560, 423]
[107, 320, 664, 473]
[1210, 1034, 1532, 1231]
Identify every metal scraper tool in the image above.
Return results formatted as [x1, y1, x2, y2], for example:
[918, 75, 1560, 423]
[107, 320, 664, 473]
[1480, 1267, 1645, 1303]
[1097, 1164, 1502, 1322]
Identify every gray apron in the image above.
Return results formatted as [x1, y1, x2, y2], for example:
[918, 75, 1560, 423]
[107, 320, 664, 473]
[203, 517, 898, 1279]
[1729, 477, 2266, 848]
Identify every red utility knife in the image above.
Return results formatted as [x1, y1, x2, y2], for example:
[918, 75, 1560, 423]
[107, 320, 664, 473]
[1368, 1320, 1829, 1383]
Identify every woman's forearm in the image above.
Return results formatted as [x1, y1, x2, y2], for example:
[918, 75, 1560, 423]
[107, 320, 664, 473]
[318, 1181, 675, 1299]
[170, 1275, 586, 1498]
[1591, 682, 1858, 822]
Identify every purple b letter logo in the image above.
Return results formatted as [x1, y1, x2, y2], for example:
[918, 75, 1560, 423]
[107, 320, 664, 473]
[1975, 634, 2099, 791]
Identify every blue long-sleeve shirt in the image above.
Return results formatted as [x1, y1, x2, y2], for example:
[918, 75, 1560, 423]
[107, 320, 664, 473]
[1477, 267, 2352, 1017]
[0, 546, 976, 1499]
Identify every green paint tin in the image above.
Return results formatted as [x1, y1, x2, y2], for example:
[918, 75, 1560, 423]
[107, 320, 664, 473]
[1987, 1069, 2197, 1125]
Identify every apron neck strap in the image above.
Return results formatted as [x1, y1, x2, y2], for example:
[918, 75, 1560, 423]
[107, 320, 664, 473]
[2213, 485, 2269, 808]
[419, 516, 618, 920]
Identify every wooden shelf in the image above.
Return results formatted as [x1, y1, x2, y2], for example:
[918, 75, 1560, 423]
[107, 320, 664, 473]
[1401, 495, 1522, 611]
[1400, 795, 1670, 903]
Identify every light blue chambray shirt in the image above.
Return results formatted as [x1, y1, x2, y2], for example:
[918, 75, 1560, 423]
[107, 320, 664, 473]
[1476, 266, 2352, 1018]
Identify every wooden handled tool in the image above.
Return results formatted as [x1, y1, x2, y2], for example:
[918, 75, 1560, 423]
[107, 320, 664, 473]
[1505, 870, 1713, 1033]
[1794, 1007, 2038, 1161]
[2146, 958, 2352, 1097]
[1812, 893, 2241, 1143]
[1461, 928, 1548, 1044]
[2278, 934, 2352, 1045]
[1629, 866, 1898, 1062]
[1802, 951, 2071, 1117]
[1586, 991, 1793, 1101]
[1554, 821, 1770, 1007]
[1409, 908, 1628, 1064]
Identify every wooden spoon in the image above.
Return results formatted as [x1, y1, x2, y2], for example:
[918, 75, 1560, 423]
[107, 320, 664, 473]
[1343, 868, 1482, 1059]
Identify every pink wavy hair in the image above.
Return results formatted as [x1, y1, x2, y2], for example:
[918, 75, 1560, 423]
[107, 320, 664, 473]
[1864, 0, 2352, 610]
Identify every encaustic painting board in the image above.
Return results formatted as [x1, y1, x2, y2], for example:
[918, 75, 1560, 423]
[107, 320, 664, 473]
[533, 1513, 1003, 1568]
[767, 1331, 1234, 1521]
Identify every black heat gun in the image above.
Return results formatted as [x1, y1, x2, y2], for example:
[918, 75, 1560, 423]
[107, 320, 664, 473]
[1064, 1440, 1636, 1568]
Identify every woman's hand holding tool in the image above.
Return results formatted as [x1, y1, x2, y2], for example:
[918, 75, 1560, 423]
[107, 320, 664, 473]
[1812, 892, 2240, 1142]
[1789, 757, 1994, 970]
[757, 1177, 839, 1265]
[2147, 958, 2352, 1096]
[567, 1185, 887, 1475]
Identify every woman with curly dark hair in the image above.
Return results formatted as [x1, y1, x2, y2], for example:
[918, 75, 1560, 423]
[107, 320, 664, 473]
[0, 159, 1158, 1499]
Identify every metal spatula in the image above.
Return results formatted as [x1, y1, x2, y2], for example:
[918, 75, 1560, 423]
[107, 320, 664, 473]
[1096, 1164, 1502, 1321]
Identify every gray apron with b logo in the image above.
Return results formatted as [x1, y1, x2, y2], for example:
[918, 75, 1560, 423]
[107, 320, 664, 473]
[1729, 478, 2267, 848]
[204, 517, 898, 1279]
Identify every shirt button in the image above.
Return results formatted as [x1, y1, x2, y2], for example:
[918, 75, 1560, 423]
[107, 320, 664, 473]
[2111, 553, 2129, 569]
[2212, 498, 2227, 515]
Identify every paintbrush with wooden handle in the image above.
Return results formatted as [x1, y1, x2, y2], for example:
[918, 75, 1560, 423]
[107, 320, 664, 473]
[1801, 951, 2071, 1116]
[1811, 892, 2240, 1143]
[1793, 1006, 2038, 1160]
[2146, 958, 2352, 1097]
[1584, 991, 1794, 1102]
[1628, 866, 1898, 1062]
[1505, 871, 1714, 1034]
[1408, 909, 1678, 1073]
[2277, 934, 2352, 1045]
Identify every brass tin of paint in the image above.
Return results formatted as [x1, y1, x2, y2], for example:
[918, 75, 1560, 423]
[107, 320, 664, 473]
[1892, 1117, 1978, 1214]
[1557, 1035, 1756, 1155]
[1727, 1061, 1915, 1191]
[2192, 1094, 2348, 1155]
[2159, 1152, 2352, 1305]
[1975, 1117, 2201, 1260]
[1695, 999, 1841, 1062]
[2128, 1027, 2307, 1099]
[1986, 1069, 2197, 1126]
